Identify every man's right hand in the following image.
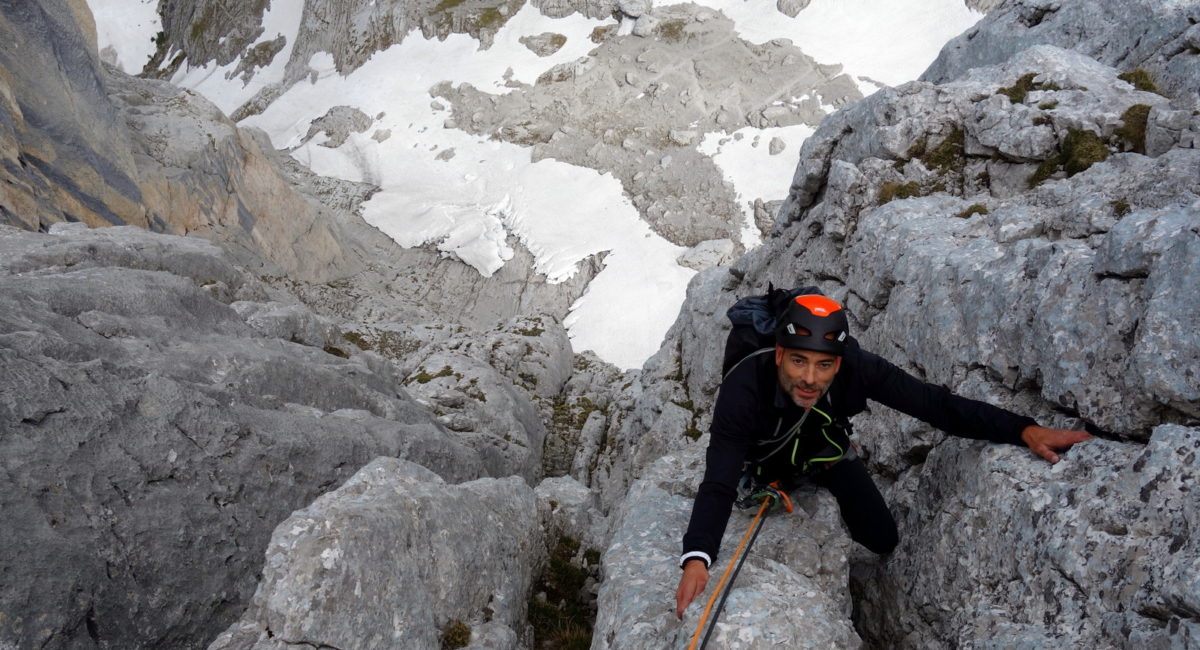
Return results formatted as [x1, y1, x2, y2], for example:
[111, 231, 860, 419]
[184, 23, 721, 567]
[674, 560, 710, 619]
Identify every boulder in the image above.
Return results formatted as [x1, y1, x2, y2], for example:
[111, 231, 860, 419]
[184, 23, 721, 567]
[209, 457, 541, 650]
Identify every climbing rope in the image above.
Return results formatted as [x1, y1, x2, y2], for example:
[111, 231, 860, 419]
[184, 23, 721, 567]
[686, 484, 791, 650]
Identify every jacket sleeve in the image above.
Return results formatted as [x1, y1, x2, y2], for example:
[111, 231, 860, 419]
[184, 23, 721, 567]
[854, 348, 1035, 446]
[680, 368, 757, 564]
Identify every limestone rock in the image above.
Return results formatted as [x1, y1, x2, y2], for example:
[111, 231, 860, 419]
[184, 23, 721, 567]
[0, 226, 486, 649]
[776, 0, 812, 19]
[618, 0, 653, 19]
[854, 425, 1200, 648]
[518, 31, 569, 57]
[535, 475, 609, 553]
[923, 0, 1200, 102]
[403, 349, 549, 483]
[0, 4, 362, 283]
[208, 457, 541, 650]
[676, 238, 736, 271]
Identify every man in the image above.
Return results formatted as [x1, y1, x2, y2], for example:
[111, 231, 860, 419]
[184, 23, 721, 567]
[674, 294, 1091, 619]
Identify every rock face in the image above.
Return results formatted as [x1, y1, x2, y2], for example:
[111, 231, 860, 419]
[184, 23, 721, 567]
[924, 0, 1200, 104]
[0, 224, 489, 648]
[587, 14, 1198, 649]
[856, 425, 1200, 647]
[209, 457, 541, 650]
[0, 1, 358, 283]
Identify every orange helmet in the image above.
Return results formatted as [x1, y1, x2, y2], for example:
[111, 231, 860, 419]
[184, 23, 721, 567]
[774, 294, 849, 355]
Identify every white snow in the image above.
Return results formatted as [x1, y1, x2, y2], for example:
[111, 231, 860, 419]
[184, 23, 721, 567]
[84, 0, 983, 370]
[87, 0, 160, 74]
[698, 124, 817, 248]
[696, 0, 982, 88]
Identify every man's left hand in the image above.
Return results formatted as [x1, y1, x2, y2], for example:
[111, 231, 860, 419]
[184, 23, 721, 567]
[1021, 425, 1092, 463]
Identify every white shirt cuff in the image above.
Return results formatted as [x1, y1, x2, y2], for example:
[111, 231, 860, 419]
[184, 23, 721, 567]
[679, 551, 711, 569]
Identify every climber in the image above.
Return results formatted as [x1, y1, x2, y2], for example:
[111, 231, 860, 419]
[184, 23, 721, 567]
[673, 294, 1092, 619]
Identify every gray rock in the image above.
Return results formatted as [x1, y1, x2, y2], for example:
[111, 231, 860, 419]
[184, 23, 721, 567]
[231, 301, 342, 350]
[632, 13, 660, 38]
[618, 0, 653, 19]
[854, 425, 1200, 648]
[923, 0, 1200, 102]
[676, 238, 736, 271]
[769, 136, 786, 155]
[776, 0, 812, 19]
[518, 31, 569, 57]
[403, 349, 548, 483]
[301, 105, 374, 149]
[535, 475, 609, 553]
[208, 457, 541, 650]
[0, 226, 484, 649]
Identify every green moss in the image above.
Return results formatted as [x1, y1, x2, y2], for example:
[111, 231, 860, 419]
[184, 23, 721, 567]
[590, 24, 617, 43]
[412, 365, 456, 384]
[441, 620, 471, 649]
[920, 128, 965, 173]
[655, 18, 688, 42]
[477, 7, 505, 29]
[323, 346, 349, 359]
[1027, 156, 1062, 188]
[998, 73, 1037, 103]
[433, 0, 470, 12]
[1115, 104, 1151, 154]
[1028, 128, 1109, 187]
[343, 331, 370, 350]
[955, 204, 989, 219]
[516, 326, 545, 337]
[1118, 69, 1164, 96]
[905, 137, 928, 160]
[1061, 128, 1109, 176]
[1032, 115, 1053, 126]
[1037, 100, 1059, 110]
[584, 548, 601, 566]
[1111, 200, 1131, 217]
[528, 536, 596, 649]
[878, 181, 923, 205]
[997, 72, 1061, 104]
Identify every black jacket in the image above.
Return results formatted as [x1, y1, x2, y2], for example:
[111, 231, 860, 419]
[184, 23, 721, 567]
[681, 337, 1036, 563]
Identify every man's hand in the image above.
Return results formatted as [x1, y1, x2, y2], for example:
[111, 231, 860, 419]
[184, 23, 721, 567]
[1021, 425, 1092, 463]
[675, 560, 709, 619]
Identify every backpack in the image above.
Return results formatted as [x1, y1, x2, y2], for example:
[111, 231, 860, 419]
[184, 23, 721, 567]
[721, 283, 823, 380]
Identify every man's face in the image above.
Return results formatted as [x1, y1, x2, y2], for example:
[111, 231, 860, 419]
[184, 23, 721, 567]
[775, 345, 841, 408]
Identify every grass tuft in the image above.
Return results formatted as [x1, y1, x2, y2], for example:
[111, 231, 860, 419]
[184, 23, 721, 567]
[1115, 104, 1152, 154]
[955, 204, 989, 219]
[1118, 69, 1165, 96]
[878, 181, 923, 205]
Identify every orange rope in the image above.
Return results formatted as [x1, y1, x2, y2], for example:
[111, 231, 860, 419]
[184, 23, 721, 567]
[686, 497, 771, 650]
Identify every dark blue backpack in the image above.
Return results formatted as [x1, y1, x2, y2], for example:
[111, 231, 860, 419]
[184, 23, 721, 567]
[721, 284, 822, 380]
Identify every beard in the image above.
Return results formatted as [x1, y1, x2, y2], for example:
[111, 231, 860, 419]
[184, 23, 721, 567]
[780, 375, 829, 408]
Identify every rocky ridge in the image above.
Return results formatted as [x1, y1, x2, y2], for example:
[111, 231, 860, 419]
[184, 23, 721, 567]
[2, 1, 1198, 650]
[579, 1, 1198, 647]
